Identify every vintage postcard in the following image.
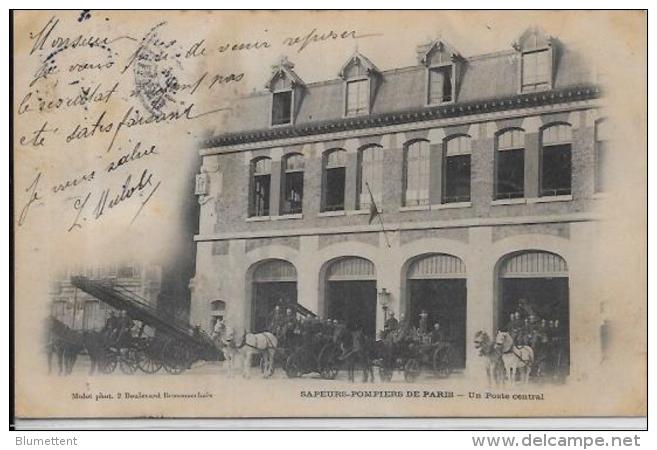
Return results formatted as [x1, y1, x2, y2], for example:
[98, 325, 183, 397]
[12, 10, 647, 421]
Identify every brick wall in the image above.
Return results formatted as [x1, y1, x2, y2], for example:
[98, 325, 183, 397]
[201, 108, 597, 238]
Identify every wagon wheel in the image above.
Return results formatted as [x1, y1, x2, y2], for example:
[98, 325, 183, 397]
[260, 353, 275, 378]
[119, 347, 139, 375]
[318, 344, 340, 380]
[404, 358, 421, 382]
[432, 346, 452, 378]
[98, 349, 118, 374]
[285, 351, 302, 378]
[163, 341, 189, 375]
[137, 348, 163, 374]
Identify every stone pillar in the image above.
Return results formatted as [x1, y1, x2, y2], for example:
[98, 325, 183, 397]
[376, 231, 401, 332]
[465, 226, 495, 379]
[298, 236, 320, 316]
[383, 135, 403, 212]
[304, 150, 322, 216]
[269, 160, 282, 216]
[429, 143, 443, 204]
[225, 239, 248, 329]
[190, 241, 224, 333]
[471, 124, 494, 206]
[522, 117, 542, 199]
[344, 152, 359, 211]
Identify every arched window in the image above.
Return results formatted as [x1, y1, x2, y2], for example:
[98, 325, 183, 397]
[210, 300, 226, 316]
[358, 145, 384, 210]
[282, 153, 304, 215]
[404, 140, 431, 206]
[443, 135, 471, 203]
[496, 129, 525, 200]
[595, 119, 609, 192]
[541, 124, 572, 197]
[323, 149, 347, 211]
[250, 157, 271, 217]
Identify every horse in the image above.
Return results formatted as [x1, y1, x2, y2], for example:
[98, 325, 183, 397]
[337, 329, 374, 383]
[46, 317, 84, 375]
[213, 325, 277, 378]
[473, 330, 504, 386]
[80, 330, 111, 375]
[494, 331, 534, 385]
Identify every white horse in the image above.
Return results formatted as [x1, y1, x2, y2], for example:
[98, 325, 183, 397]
[495, 331, 534, 386]
[473, 330, 505, 387]
[212, 324, 277, 378]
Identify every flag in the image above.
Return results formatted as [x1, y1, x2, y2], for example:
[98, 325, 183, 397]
[366, 183, 379, 225]
[366, 182, 391, 248]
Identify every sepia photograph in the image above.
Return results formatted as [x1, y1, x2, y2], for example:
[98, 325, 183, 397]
[10, 9, 647, 428]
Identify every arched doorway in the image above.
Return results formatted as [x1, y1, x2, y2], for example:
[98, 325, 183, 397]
[324, 257, 377, 336]
[251, 259, 297, 332]
[406, 253, 467, 369]
[498, 250, 570, 376]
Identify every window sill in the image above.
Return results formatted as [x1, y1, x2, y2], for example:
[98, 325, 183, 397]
[528, 194, 573, 204]
[270, 121, 292, 128]
[347, 209, 379, 216]
[431, 202, 472, 210]
[318, 210, 346, 217]
[491, 198, 527, 206]
[272, 213, 303, 221]
[592, 192, 608, 200]
[399, 205, 431, 212]
[246, 215, 271, 222]
[426, 99, 454, 107]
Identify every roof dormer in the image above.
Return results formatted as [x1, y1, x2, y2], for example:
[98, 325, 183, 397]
[417, 39, 463, 106]
[513, 27, 556, 93]
[339, 51, 380, 117]
[266, 56, 304, 127]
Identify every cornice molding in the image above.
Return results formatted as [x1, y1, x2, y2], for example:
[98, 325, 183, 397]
[201, 85, 601, 151]
[194, 212, 598, 242]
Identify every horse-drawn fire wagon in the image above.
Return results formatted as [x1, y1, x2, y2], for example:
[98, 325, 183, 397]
[70, 276, 222, 375]
[373, 328, 455, 382]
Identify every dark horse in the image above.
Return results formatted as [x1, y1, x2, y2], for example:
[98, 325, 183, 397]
[46, 317, 84, 375]
[335, 327, 374, 382]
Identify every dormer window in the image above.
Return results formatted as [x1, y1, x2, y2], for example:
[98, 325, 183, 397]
[428, 66, 453, 104]
[521, 49, 550, 92]
[346, 79, 369, 116]
[418, 39, 461, 105]
[339, 51, 379, 117]
[514, 27, 555, 94]
[272, 90, 292, 126]
[266, 56, 304, 127]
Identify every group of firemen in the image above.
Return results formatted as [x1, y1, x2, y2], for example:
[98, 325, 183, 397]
[266, 304, 350, 347]
[503, 300, 568, 378]
[265, 299, 452, 348]
[382, 310, 446, 346]
[101, 310, 134, 343]
[504, 310, 566, 349]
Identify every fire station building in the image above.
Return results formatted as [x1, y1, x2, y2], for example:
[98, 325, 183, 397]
[190, 27, 608, 377]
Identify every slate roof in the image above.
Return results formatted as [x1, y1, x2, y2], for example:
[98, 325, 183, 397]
[204, 41, 598, 149]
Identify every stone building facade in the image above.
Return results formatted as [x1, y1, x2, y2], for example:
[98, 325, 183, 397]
[191, 27, 608, 376]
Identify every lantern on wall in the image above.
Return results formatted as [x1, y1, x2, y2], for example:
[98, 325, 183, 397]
[378, 287, 391, 321]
